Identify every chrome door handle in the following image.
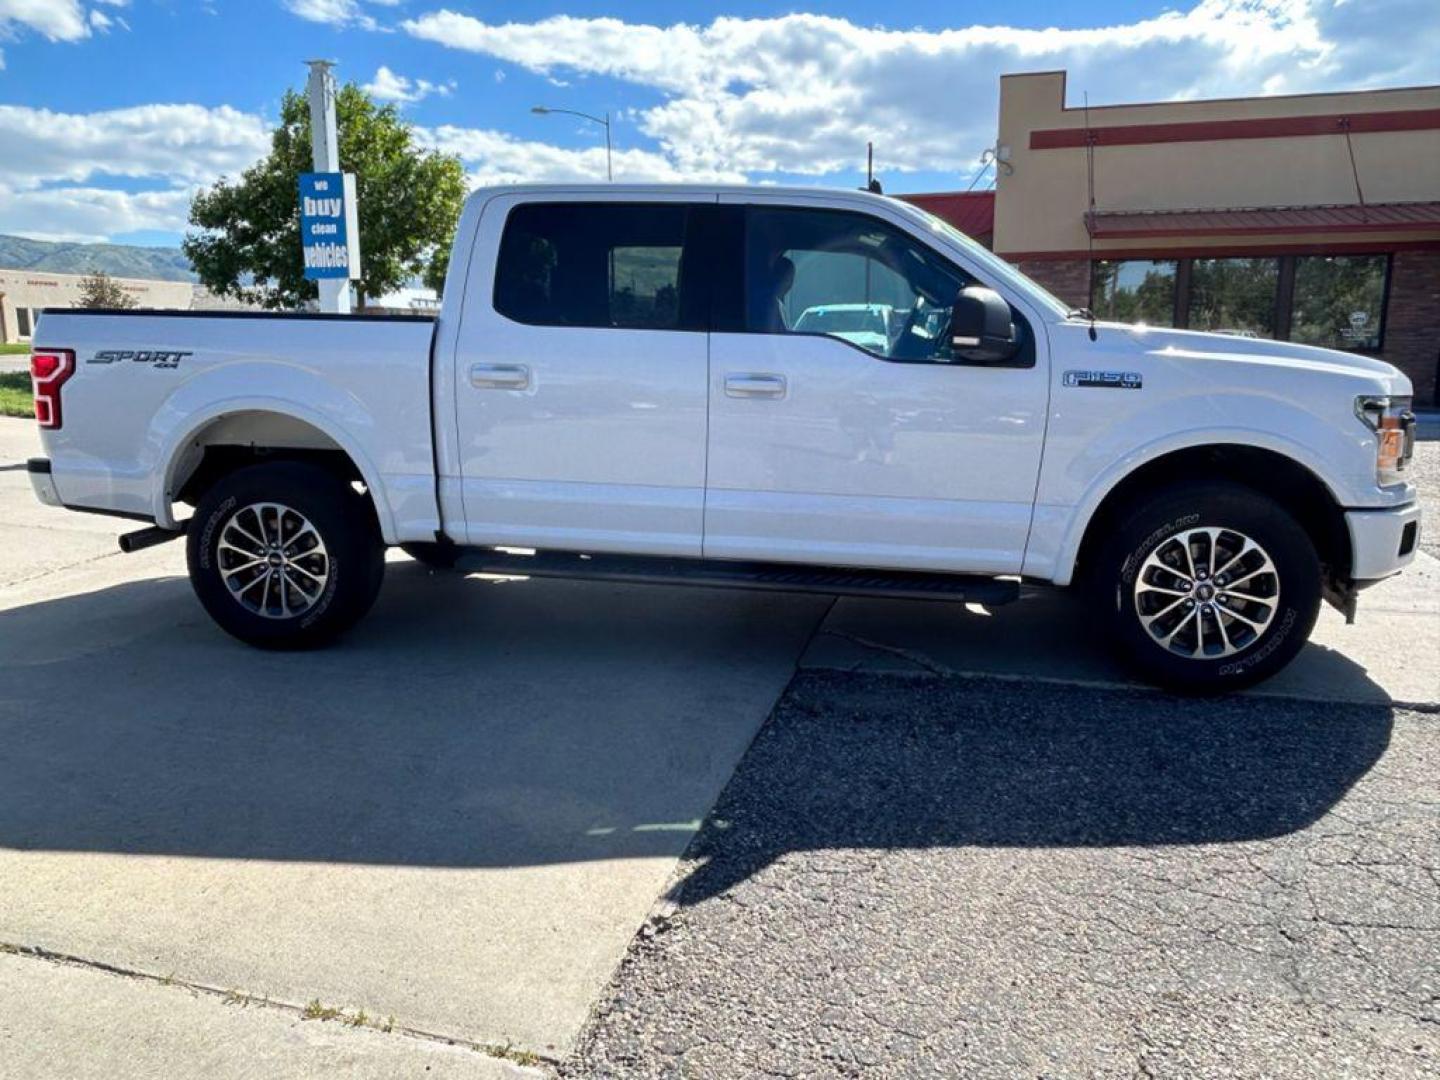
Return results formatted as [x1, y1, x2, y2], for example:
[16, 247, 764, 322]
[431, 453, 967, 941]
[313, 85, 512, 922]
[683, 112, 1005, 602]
[724, 373, 787, 399]
[470, 363, 530, 390]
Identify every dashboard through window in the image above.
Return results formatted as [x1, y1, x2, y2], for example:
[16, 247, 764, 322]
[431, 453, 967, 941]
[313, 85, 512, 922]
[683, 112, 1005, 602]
[744, 207, 999, 363]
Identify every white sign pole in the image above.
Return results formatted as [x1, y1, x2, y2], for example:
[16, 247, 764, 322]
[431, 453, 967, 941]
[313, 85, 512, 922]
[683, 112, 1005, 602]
[306, 60, 350, 314]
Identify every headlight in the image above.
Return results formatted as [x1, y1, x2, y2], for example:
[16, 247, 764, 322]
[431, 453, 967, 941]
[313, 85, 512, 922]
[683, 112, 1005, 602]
[1355, 395, 1415, 486]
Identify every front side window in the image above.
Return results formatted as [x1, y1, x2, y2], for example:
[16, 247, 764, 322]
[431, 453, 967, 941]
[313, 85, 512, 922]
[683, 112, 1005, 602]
[494, 203, 696, 330]
[1290, 254, 1387, 351]
[1091, 260, 1177, 326]
[1188, 257, 1280, 339]
[745, 207, 975, 362]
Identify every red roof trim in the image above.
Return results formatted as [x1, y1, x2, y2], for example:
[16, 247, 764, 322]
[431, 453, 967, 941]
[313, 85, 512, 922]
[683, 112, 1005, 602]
[898, 191, 995, 240]
[1030, 108, 1440, 150]
[1085, 201, 1440, 239]
[999, 238, 1440, 261]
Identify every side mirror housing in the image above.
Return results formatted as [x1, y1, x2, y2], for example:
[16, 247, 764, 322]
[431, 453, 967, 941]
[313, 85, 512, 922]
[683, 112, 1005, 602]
[950, 286, 1019, 364]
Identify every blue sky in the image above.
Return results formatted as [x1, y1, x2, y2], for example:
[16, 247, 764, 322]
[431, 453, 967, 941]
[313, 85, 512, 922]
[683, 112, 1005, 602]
[0, 1, 1436, 246]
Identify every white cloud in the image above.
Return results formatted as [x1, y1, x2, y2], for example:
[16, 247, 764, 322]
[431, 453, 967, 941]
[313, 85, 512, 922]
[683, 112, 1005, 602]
[0, 184, 194, 243]
[363, 65, 454, 105]
[0, 104, 270, 191]
[417, 125, 743, 186]
[0, 0, 131, 45]
[280, 0, 390, 31]
[402, 1, 1440, 180]
[0, 0, 91, 41]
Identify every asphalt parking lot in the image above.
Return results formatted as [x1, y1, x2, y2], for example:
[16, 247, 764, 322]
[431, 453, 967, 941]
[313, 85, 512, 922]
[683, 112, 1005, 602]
[1, 414, 1436, 1078]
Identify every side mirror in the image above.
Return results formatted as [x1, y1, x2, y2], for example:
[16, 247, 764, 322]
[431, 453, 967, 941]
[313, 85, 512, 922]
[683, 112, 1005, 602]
[950, 286, 1018, 364]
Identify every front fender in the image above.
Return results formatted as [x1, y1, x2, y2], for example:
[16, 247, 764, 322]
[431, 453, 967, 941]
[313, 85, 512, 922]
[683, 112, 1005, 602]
[147, 362, 397, 542]
[1035, 420, 1359, 588]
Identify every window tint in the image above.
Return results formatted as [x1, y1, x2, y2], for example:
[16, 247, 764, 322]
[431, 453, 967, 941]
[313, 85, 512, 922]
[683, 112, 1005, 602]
[1188, 258, 1280, 339]
[1092, 260, 1177, 326]
[495, 203, 698, 330]
[1290, 255, 1386, 351]
[744, 207, 976, 363]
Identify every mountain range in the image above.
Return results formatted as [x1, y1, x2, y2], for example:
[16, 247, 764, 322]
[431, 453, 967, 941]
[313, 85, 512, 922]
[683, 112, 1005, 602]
[0, 235, 196, 283]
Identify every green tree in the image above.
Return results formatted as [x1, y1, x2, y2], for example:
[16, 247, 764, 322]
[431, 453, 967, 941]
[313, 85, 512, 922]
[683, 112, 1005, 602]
[184, 83, 466, 310]
[77, 271, 139, 309]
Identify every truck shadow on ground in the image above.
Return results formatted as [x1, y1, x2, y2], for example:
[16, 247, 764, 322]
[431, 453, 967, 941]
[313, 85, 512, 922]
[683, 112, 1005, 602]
[0, 566, 1394, 896]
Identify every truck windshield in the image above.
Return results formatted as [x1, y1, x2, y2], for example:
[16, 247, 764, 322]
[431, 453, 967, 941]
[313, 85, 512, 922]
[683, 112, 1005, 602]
[895, 202, 1071, 319]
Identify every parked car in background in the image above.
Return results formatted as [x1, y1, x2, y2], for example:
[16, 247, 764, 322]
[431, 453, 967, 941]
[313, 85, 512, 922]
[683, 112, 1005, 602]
[793, 303, 894, 353]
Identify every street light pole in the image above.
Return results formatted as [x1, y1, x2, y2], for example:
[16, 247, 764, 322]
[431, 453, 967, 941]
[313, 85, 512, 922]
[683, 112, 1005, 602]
[531, 106, 612, 181]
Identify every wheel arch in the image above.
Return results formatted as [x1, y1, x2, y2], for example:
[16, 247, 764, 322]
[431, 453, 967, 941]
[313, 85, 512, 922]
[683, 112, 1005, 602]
[159, 405, 393, 542]
[1066, 443, 1351, 588]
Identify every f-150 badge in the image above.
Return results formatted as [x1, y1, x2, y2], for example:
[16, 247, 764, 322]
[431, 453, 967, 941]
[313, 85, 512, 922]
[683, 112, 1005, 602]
[90, 349, 191, 370]
[1063, 370, 1142, 389]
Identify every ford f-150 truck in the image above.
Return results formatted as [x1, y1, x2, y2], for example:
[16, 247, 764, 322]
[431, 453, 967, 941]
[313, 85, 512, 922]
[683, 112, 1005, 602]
[25, 184, 1421, 691]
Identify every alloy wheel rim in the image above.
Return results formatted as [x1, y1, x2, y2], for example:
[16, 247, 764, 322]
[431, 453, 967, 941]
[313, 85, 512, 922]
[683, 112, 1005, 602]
[217, 502, 330, 619]
[1133, 526, 1280, 660]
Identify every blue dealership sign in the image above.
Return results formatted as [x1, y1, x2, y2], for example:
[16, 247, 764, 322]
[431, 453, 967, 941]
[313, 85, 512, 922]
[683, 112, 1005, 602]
[299, 171, 360, 281]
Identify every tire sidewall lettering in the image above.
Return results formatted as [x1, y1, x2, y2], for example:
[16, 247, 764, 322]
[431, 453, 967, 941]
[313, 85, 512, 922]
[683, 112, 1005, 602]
[1121, 511, 1200, 589]
[198, 495, 237, 572]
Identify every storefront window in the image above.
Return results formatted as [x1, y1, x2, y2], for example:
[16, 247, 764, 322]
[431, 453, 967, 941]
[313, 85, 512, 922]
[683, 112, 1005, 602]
[1290, 255, 1387, 351]
[1188, 258, 1280, 339]
[1091, 260, 1177, 326]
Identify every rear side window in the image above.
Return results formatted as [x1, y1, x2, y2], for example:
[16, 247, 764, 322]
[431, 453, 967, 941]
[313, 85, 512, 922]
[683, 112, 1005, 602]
[494, 203, 701, 330]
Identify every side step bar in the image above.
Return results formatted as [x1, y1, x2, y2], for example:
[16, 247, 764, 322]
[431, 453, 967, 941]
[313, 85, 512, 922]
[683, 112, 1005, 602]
[450, 548, 1020, 605]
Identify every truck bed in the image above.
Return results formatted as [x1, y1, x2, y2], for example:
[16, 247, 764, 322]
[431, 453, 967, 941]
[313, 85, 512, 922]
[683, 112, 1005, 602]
[31, 308, 440, 543]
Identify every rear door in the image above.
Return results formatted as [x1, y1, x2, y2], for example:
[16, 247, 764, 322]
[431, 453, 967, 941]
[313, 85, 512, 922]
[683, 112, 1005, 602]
[452, 194, 713, 556]
[704, 198, 1050, 574]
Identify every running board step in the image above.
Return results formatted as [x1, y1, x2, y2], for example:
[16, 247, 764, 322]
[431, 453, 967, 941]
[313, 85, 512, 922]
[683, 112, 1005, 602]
[451, 548, 1020, 605]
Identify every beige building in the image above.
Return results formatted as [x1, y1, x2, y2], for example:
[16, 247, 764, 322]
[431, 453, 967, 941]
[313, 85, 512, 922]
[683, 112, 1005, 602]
[0, 270, 195, 344]
[913, 71, 1440, 403]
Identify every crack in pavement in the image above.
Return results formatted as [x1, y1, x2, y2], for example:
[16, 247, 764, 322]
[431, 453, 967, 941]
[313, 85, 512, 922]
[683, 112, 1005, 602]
[0, 941, 558, 1069]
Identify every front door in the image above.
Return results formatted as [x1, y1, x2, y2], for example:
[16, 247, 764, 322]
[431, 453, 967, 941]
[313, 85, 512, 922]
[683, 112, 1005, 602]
[453, 196, 712, 556]
[705, 201, 1049, 574]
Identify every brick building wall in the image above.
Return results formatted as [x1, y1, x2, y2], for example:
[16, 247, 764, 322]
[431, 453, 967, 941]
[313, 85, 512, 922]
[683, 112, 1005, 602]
[1012, 258, 1090, 310]
[1382, 251, 1440, 405]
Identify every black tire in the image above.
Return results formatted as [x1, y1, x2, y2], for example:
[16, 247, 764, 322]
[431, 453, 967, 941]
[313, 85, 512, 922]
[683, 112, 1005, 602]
[187, 461, 385, 649]
[1092, 481, 1321, 694]
[400, 541, 459, 570]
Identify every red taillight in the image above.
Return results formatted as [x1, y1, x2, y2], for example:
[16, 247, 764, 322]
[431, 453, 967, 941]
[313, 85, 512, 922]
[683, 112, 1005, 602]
[31, 349, 75, 429]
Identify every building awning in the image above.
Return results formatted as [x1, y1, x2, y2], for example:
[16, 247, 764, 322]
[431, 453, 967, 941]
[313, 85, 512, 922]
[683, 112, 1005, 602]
[900, 191, 995, 245]
[1086, 201, 1440, 239]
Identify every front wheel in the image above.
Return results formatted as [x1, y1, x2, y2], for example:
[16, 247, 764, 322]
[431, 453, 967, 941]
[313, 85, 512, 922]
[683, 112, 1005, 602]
[187, 461, 385, 649]
[1093, 482, 1321, 693]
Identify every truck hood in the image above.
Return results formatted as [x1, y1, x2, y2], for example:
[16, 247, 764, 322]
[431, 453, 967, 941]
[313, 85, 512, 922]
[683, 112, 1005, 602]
[1115, 324, 1411, 395]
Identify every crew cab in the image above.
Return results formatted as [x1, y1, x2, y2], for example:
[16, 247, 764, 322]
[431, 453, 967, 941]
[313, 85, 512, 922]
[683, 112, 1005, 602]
[25, 184, 1421, 691]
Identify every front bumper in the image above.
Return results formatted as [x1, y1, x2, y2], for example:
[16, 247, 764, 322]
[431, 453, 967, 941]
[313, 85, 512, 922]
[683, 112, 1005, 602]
[1347, 502, 1422, 582]
[27, 457, 62, 509]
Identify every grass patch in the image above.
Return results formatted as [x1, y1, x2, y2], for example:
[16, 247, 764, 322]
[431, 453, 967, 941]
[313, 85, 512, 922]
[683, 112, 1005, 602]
[302, 998, 344, 1022]
[0, 343, 29, 355]
[0, 371, 31, 420]
[487, 1043, 543, 1067]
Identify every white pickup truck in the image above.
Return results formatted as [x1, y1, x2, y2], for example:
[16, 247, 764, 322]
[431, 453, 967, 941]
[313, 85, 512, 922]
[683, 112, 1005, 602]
[26, 184, 1420, 691]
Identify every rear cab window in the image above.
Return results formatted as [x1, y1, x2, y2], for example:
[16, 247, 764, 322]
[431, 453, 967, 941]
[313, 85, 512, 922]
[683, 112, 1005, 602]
[493, 202, 706, 331]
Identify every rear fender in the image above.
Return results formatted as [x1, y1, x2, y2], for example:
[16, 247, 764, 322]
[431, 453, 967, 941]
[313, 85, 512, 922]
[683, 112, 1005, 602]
[149, 363, 395, 542]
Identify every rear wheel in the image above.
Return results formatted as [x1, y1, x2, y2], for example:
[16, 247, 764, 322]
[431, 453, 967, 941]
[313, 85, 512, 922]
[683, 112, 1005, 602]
[1093, 482, 1321, 693]
[187, 461, 385, 649]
